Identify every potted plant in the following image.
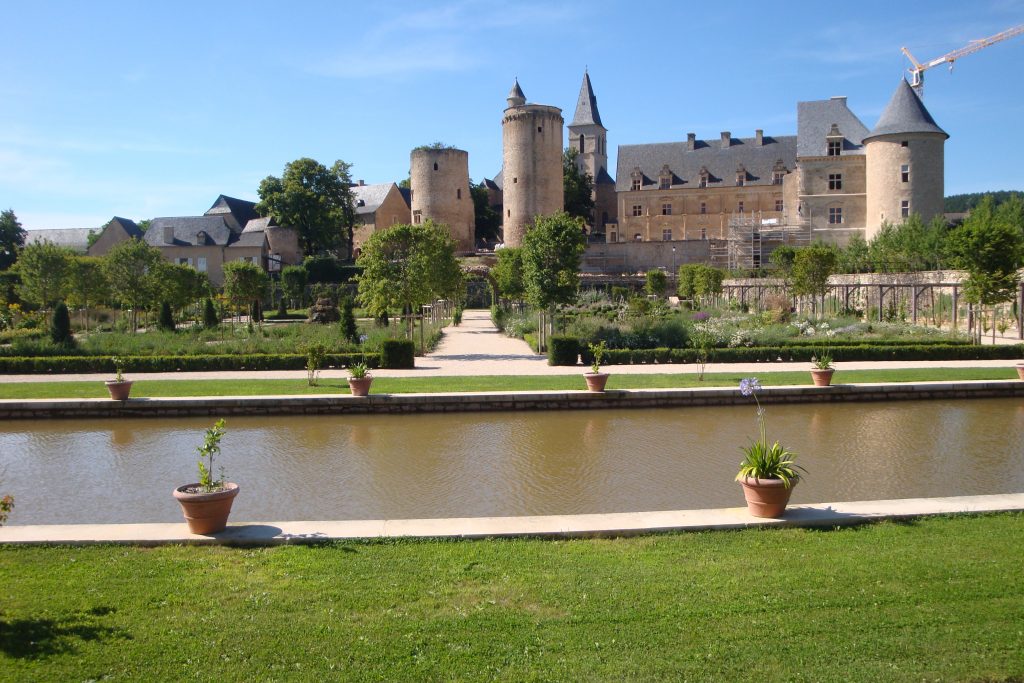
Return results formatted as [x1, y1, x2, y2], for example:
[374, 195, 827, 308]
[584, 341, 609, 392]
[810, 328, 836, 386]
[172, 418, 239, 534]
[348, 362, 373, 397]
[104, 356, 133, 400]
[735, 378, 806, 517]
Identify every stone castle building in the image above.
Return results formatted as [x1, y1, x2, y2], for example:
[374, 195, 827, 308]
[409, 146, 475, 253]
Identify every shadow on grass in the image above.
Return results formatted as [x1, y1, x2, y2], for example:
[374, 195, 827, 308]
[0, 606, 129, 658]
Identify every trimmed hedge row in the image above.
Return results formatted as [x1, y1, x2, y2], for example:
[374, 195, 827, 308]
[0, 352, 384, 375]
[549, 337, 1024, 366]
[380, 339, 415, 370]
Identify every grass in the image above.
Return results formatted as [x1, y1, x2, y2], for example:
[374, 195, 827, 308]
[1, 514, 1022, 681]
[0, 367, 1018, 399]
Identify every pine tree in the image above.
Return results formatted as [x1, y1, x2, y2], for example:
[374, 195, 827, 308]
[340, 294, 358, 342]
[203, 298, 219, 328]
[50, 302, 73, 346]
[158, 301, 175, 331]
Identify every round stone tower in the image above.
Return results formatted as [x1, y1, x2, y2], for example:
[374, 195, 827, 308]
[864, 79, 948, 240]
[410, 146, 475, 253]
[501, 79, 564, 247]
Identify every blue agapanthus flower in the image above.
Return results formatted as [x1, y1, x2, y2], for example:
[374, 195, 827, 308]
[739, 377, 761, 396]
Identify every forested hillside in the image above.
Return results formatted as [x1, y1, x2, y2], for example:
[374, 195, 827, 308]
[945, 191, 1022, 213]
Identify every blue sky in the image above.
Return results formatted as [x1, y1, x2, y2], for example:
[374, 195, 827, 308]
[2, 1, 1023, 231]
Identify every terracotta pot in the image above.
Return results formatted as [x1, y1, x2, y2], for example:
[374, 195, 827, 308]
[739, 476, 797, 518]
[348, 376, 373, 397]
[584, 372, 609, 392]
[104, 380, 133, 400]
[810, 368, 835, 387]
[173, 482, 239, 534]
[1016, 365, 1024, 381]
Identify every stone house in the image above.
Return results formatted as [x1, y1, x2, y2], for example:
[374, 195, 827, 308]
[351, 181, 412, 256]
[87, 217, 143, 256]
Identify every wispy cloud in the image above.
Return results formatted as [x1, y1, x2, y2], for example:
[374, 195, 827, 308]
[308, 0, 576, 79]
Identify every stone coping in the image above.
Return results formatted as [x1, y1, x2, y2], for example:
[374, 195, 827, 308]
[0, 379, 1021, 419]
[1, 493, 1021, 546]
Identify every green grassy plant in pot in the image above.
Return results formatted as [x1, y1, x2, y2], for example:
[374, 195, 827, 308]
[173, 418, 239, 534]
[736, 378, 805, 517]
[348, 362, 373, 397]
[809, 324, 835, 386]
[584, 341, 609, 392]
[104, 356, 133, 400]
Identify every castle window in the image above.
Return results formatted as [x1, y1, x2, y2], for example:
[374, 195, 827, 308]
[901, 164, 910, 183]
[773, 172, 784, 185]
[197, 257, 207, 272]
[579, 134, 585, 153]
[632, 204, 643, 217]
[631, 178, 641, 191]
[662, 229, 672, 241]
[660, 177, 670, 190]
[457, 188, 462, 199]
[433, 163, 438, 171]
[513, 177, 518, 183]
[827, 140, 841, 156]
[901, 200, 910, 218]
[507, 209, 510, 217]
[736, 174, 745, 187]
[901, 140, 909, 147]
[828, 173, 842, 191]
[775, 199, 784, 212]
[700, 201, 707, 215]
[662, 203, 672, 216]
[537, 126, 542, 133]
[737, 201, 744, 213]
[413, 210, 422, 224]
[828, 207, 843, 224]
[698, 176, 708, 189]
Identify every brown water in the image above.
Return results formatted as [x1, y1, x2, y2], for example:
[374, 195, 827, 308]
[2, 398, 1023, 525]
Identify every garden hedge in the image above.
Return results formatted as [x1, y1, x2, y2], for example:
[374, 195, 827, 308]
[548, 336, 582, 366]
[558, 340, 1024, 366]
[380, 339, 415, 369]
[0, 353, 381, 374]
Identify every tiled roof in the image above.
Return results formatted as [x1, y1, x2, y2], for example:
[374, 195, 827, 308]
[615, 135, 796, 192]
[107, 216, 143, 239]
[864, 79, 948, 141]
[569, 71, 603, 128]
[205, 195, 258, 232]
[145, 216, 234, 247]
[227, 231, 267, 248]
[23, 228, 93, 253]
[242, 216, 275, 234]
[352, 183, 396, 215]
[796, 97, 871, 157]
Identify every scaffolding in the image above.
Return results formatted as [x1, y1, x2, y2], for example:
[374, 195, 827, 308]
[725, 214, 811, 271]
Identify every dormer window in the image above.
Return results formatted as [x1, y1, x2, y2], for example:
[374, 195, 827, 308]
[827, 140, 841, 156]
[735, 167, 746, 187]
[630, 167, 643, 191]
[698, 167, 709, 189]
[659, 165, 672, 190]
[772, 172, 784, 185]
[356, 199, 365, 207]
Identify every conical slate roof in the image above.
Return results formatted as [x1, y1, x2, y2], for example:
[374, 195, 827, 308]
[507, 79, 526, 106]
[864, 79, 948, 141]
[570, 71, 603, 128]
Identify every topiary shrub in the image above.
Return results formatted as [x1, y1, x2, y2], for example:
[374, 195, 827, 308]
[203, 298, 219, 328]
[158, 301, 175, 332]
[340, 295, 358, 343]
[548, 335, 582, 366]
[380, 339, 415, 369]
[50, 302, 73, 347]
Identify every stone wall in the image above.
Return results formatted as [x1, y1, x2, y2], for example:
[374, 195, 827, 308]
[582, 239, 720, 274]
[865, 134, 945, 239]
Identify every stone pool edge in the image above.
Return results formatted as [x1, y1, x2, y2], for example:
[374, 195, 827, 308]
[1, 493, 1021, 546]
[1, 379, 1022, 419]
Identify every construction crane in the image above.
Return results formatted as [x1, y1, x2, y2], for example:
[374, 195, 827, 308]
[901, 24, 1024, 97]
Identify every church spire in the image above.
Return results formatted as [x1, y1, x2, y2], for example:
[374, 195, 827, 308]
[570, 70, 603, 128]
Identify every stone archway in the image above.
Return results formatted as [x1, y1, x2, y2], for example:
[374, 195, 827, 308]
[461, 264, 500, 306]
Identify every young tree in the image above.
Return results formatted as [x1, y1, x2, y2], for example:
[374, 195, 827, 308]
[837, 234, 872, 274]
[281, 265, 308, 308]
[944, 195, 1024, 343]
[769, 245, 798, 280]
[339, 294, 358, 343]
[791, 245, 838, 317]
[677, 264, 698, 301]
[563, 148, 595, 226]
[103, 238, 165, 332]
[67, 255, 110, 333]
[356, 221, 463, 337]
[222, 261, 269, 323]
[203, 298, 220, 328]
[16, 241, 74, 308]
[645, 269, 668, 297]
[157, 301, 175, 331]
[692, 264, 726, 308]
[491, 247, 525, 301]
[0, 209, 26, 271]
[522, 212, 587, 311]
[50, 301, 73, 346]
[257, 158, 357, 258]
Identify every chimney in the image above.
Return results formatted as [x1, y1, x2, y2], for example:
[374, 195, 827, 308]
[721, 131, 731, 148]
[358, 179, 365, 186]
[686, 132, 696, 151]
[163, 225, 174, 244]
[755, 129, 763, 146]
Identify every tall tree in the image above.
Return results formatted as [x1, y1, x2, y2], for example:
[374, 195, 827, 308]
[222, 261, 270, 322]
[562, 148, 595, 226]
[67, 255, 111, 333]
[257, 158, 356, 259]
[16, 241, 74, 308]
[103, 238, 165, 332]
[944, 195, 1024, 342]
[837, 233, 872, 274]
[791, 245, 838, 315]
[356, 221, 462, 337]
[491, 247, 525, 301]
[521, 212, 587, 311]
[0, 209, 26, 271]
[470, 182, 501, 245]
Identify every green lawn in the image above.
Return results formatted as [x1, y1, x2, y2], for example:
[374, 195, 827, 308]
[1, 514, 1022, 681]
[0, 367, 1018, 399]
